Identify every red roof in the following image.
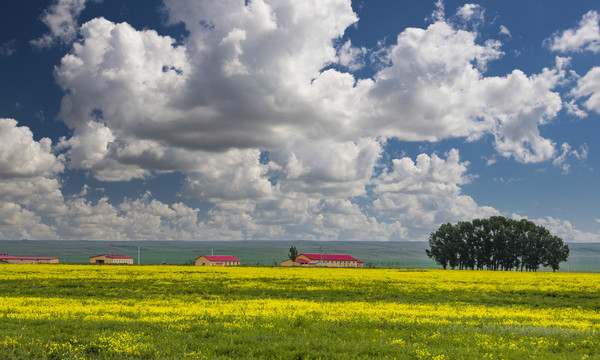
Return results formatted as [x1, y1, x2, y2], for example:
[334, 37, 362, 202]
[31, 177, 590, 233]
[200, 255, 240, 262]
[300, 253, 363, 262]
[91, 254, 133, 259]
[0, 255, 58, 260]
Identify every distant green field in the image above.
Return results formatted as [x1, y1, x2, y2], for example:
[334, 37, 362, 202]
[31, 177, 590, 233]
[0, 240, 598, 271]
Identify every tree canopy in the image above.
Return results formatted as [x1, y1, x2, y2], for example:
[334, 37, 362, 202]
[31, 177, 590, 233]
[288, 246, 298, 261]
[426, 216, 569, 272]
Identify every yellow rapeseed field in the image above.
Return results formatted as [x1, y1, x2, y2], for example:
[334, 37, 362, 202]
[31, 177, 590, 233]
[0, 265, 599, 359]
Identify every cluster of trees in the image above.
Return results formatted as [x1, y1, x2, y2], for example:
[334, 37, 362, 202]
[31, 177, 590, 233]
[426, 216, 569, 272]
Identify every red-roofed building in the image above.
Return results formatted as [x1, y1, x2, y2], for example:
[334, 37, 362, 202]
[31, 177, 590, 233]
[0, 254, 59, 264]
[90, 254, 134, 265]
[195, 255, 240, 267]
[281, 253, 364, 267]
[294, 253, 364, 268]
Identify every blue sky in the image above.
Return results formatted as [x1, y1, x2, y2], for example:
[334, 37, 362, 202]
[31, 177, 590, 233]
[1, 0, 599, 241]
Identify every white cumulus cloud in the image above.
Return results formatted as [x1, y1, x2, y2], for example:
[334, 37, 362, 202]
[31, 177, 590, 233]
[0, 118, 63, 179]
[547, 10, 600, 53]
[571, 67, 600, 114]
[35, 0, 583, 240]
[455, 3, 485, 28]
[0, 120, 65, 239]
[372, 149, 499, 239]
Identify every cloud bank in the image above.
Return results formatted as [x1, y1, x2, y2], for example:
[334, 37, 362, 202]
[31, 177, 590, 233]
[3, 0, 598, 242]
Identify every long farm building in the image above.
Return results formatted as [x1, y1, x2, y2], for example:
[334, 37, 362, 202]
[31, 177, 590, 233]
[0, 254, 59, 264]
[195, 255, 240, 267]
[281, 253, 363, 267]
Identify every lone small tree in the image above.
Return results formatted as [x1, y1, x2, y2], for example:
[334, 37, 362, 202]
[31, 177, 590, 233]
[288, 246, 298, 261]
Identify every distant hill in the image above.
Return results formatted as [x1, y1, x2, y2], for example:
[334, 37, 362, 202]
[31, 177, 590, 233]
[1, 240, 598, 272]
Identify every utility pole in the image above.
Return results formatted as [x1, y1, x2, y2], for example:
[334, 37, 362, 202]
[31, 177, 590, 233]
[138, 245, 140, 265]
